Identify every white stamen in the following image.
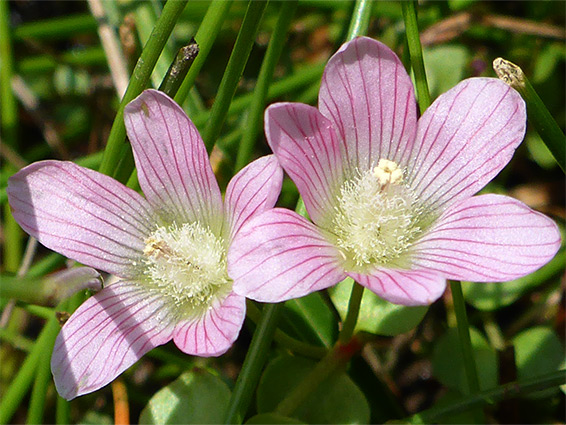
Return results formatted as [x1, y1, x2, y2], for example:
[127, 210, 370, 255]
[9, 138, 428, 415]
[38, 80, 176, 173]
[142, 222, 230, 309]
[332, 159, 424, 269]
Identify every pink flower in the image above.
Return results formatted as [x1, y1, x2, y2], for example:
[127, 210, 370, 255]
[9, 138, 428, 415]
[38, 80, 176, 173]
[228, 37, 561, 307]
[7, 89, 283, 399]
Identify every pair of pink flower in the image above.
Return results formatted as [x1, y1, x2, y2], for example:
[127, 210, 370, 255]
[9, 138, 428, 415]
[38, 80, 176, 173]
[8, 37, 560, 399]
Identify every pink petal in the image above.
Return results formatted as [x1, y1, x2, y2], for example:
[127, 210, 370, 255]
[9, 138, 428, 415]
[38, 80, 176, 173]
[229, 208, 346, 302]
[407, 78, 526, 212]
[7, 161, 153, 278]
[348, 269, 446, 306]
[224, 155, 283, 241]
[411, 194, 561, 282]
[51, 282, 177, 400]
[265, 103, 344, 226]
[173, 291, 246, 357]
[124, 89, 223, 232]
[318, 36, 417, 170]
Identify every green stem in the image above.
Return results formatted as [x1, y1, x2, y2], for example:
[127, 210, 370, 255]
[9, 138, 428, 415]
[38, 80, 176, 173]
[175, 1, 233, 105]
[191, 63, 325, 129]
[27, 331, 56, 424]
[13, 13, 97, 40]
[202, 0, 269, 154]
[411, 369, 566, 423]
[450, 281, 484, 424]
[345, 0, 373, 41]
[234, 0, 298, 172]
[223, 303, 283, 424]
[450, 281, 481, 395]
[158, 41, 200, 96]
[402, 0, 431, 113]
[98, 0, 188, 182]
[0, 308, 61, 424]
[246, 301, 327, 359]
[0, 1, 23, 273]
[275, 336, 364, 417]
[493, 57, 565, 172]
[338, 283, 364, 344]
[55, 396, 70, 425]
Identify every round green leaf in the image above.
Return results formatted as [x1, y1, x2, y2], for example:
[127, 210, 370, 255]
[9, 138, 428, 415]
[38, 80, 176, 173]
[329, 277, 428, 336]
[513, 327, 565, 398]
[139, 368, 231, 424]
[257, 354, 370, 424]
[246, 413, 305, 424]
[423, 45, 469, 98]
[432, 327, 498, 392]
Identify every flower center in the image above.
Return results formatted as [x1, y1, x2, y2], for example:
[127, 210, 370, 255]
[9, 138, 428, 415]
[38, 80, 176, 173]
[142, 222, 230, 309]
[332, 159, 424, 269]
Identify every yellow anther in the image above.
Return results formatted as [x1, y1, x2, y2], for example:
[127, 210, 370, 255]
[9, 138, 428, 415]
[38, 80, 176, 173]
[373, 159, 403, 186]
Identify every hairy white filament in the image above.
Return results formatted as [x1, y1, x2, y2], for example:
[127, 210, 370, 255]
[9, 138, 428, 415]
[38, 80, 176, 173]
[143, 222, 230, 309]
[332, 160, 424, 269]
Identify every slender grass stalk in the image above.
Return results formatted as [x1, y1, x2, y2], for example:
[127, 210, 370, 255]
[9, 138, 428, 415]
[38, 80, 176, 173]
[410, 369, 566, 423]
[55, 396, 70, 425]
[191, 63, 325, 129]
[0, 308, 61, 424]
[450, 282, 481, 394]
[17, 47, 107, 74]
[98, 0, 188, 181]
[159, 41, 200, 96]
[175, 1, 233, 105]
[346, 0, 372, 41]
[450, 281, 483, 423]
[401, 0, 431, 113]
[234, 0, 298, 172]
[223, 303, 283, 424]
[202, 0, 269, 153]
[0, 1, 23, 273]
[493, 57, 565, 172]
[27, 338, 55, 424]
[13, 13, 97, 40]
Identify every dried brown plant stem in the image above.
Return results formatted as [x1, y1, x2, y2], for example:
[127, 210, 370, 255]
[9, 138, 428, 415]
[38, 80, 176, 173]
[88, 0, 129, 98]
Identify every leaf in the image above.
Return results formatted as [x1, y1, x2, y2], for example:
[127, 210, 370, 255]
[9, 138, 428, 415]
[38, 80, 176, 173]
[462, 250, 565, 311]
[281, 292, 338, 347]
[329, 277, 428, 336]
[246, 413, 305, 424]
[423, 45, 470, 98]
[139, 368, 231, 424]
[513, 327, 565, 399]
[257, 354, 370, 424]
[432, 327, 498, 392]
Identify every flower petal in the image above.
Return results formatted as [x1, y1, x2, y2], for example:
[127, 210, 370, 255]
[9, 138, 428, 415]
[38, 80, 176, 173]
[124, 89, 223, 231]
[229, 208, 346, 302]
[173, 291, 246, 357]
[51, 282, 177, 400]
[7, 161, 153, 278]
[411, 194, 561, 281]
[265, 103, 344, 226]
[408, 78, 526, 212]
[348, 269, 446, 306]
[318, 36, 417, 170]
[224, 155, 283, 241]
